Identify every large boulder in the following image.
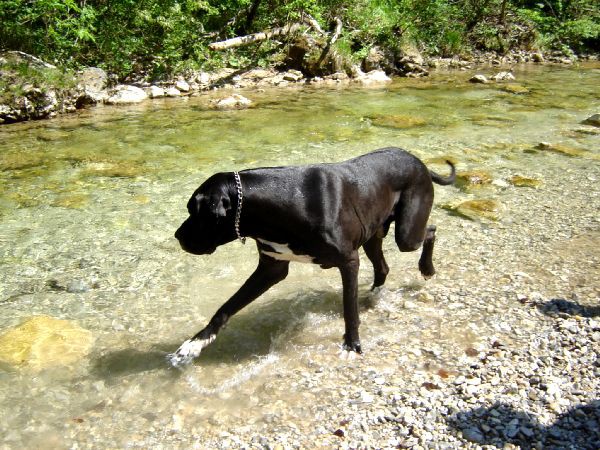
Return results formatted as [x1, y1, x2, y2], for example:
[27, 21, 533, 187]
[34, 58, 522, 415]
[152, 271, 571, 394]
[0, 316, 93, 371]
[76, 67, 109, 106]
[363, 46, 386, 72]
[390, 45, 429, 77]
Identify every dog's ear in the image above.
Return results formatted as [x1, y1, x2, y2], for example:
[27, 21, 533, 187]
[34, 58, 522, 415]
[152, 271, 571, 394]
[209, 193, 231, 218]
[189, 193, 205, 215]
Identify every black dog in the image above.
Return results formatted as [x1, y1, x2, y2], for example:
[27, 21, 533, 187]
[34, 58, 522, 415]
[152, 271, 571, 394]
[169, 147, 455, 366]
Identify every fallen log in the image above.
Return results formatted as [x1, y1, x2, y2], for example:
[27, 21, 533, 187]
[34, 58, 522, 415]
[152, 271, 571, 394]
[208, 14, 328, 51]
[209, 23, 303, 51]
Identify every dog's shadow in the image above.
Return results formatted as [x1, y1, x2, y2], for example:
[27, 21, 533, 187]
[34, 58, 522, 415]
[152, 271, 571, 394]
[536, 298, 600, 318]
[450, 401, 600, 449]
[90, 286, 380, 379]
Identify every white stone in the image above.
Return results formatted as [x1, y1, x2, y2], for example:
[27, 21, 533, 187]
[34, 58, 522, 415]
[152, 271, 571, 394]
[147, 85, 165, 98]
[213, 94, 252, 110]
[106, 85, 148, 104]
[175, 79, 190, 92]
[491, 71, 516, 81]
[357, 70, 392, 85]
[165, 87, 181, 97]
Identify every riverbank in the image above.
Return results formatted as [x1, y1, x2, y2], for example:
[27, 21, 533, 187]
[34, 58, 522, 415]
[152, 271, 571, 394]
[1, 49, 598, 125]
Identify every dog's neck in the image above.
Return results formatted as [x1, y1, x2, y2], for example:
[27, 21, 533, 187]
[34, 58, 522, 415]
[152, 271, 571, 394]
[233, 171, 246, 244]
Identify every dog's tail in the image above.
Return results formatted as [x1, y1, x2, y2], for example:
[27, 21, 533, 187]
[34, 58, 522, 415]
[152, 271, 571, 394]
[430, 161, 456, 186]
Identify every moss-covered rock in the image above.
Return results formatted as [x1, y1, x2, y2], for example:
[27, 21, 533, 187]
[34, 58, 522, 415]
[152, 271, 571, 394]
[581, 114, 600, 127]
[81, 160, 145, 178]
[51, 193, 90, 209]
[502, 84, 530, 94]
[366, 114, 427, 129]
[509, 175, 543, 188]
[441, 199, 500, 221]
[534, 142, 585, 157]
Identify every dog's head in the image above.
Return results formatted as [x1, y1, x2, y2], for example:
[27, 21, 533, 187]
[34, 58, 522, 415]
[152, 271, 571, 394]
[175, 173, 236, 255]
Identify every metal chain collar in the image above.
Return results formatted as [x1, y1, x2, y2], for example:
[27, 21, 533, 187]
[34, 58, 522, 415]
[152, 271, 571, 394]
[233, 171, 246, 244]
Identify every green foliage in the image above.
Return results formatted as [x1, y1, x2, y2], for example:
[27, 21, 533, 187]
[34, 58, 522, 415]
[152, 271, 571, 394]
[0, 0, 598, 79]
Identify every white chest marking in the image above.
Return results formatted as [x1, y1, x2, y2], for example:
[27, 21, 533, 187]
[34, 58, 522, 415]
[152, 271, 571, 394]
[257, 238, 314, 264]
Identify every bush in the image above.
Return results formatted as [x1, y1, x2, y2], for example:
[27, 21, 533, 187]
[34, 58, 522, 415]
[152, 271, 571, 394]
[0, 0, 598, 79]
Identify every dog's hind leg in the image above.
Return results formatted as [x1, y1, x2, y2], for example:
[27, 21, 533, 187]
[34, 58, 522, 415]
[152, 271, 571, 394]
[418, 225, 437, 279]
[363, 231, 389, 289]
[393, 183, 434, 253]
[168, 255, 289, 367]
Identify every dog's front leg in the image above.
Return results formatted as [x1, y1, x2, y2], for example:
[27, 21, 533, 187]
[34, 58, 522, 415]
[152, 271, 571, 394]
[339, 252, 362, 356]
[168, 255, 290, 367]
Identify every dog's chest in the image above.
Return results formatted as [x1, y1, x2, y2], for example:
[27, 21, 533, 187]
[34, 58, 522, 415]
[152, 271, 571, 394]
[257, 239, 314, 263]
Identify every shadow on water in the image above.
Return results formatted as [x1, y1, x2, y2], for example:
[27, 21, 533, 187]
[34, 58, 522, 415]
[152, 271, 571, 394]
[449, 401, 600, 449]
[91, 348, 169, 379]
[90, 285, 381, 380]
[536, 298, 600, 318]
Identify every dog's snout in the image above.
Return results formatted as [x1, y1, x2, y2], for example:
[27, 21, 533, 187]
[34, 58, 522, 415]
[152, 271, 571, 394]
[174, 226, 182, 241]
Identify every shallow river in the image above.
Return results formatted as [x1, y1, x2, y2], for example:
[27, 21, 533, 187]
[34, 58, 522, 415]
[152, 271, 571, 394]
[0, 63, 598, 448]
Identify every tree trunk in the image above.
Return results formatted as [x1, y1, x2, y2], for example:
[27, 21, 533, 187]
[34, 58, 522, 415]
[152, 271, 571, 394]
[209, 23, 303, 51]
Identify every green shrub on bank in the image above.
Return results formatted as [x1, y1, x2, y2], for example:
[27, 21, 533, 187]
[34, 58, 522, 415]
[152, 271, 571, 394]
[0, 0, 598, 80]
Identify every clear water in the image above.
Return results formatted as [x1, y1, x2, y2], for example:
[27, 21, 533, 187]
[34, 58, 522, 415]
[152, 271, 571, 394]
[0, 63, 598, 447]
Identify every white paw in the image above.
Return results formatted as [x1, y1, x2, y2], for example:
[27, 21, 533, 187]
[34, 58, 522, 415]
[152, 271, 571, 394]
[338, 348, 360, 361]
[168, 335, 215, 368]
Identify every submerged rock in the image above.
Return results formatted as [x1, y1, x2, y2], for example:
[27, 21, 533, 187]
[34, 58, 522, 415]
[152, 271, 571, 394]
[367, 114, 426, 129]
[441, 199, 500, 221]
[534, 142, 585, 157]
[469, 74, 489, 84]
[81, 160, 145, 178]
[582, 114, 600, 127]
[491, 71, 516, 82]
[456, 171, 493, 189]
[212, 94, 252, 110]
[0, 316, 93, 371]
[509, 175, 543, 188]
[502, 84, 529, 95]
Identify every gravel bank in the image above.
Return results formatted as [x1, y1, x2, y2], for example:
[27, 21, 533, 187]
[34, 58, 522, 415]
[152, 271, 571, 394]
[104, 143, 599, 449]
